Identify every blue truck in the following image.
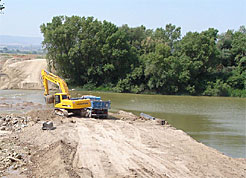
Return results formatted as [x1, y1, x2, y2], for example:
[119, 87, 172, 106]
[81, 95, 111, 118]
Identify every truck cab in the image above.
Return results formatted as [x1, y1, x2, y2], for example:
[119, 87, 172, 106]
[81, 95, 111, 118]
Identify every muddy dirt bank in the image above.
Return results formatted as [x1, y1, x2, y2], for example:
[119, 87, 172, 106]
[0, 109, 245, 178]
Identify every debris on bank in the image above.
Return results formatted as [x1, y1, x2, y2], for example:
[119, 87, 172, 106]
[42, 121, 56, 130]
[140, 112, 155, 120]
[0, 138, 30, 177]
[114, 110, 168, 125]
[0, 115, 30, 132]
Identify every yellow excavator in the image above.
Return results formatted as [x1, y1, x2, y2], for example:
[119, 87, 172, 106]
[41, 69, 91, 116]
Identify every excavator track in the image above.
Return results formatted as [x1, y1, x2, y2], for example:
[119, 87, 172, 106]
[54, 108, 69, 117]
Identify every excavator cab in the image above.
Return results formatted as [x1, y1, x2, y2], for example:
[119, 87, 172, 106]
[54, 93, 68, 105]
[54, 94, 61, 104]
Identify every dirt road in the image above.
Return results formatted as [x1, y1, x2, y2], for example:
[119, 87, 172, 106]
[0, 54, 47, 89]
[1, 110, 245, 178]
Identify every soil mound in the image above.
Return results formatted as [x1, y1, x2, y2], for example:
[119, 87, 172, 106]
[29, 140, 78, 178]
[0, 55, 47, 90]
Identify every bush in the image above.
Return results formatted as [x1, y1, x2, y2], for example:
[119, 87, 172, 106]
[203, 80, 231, 96]
[82, 83, 96, 91]
[228, 89, 246, 97]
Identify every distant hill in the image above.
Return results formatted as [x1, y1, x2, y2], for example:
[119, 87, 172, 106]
[0, 35, 43, 46]
[0, 35, 44, 54]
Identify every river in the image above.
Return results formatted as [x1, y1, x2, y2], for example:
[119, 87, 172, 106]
[0, 90, 245, 158]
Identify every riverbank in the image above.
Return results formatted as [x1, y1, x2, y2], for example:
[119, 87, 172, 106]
[1, 89, 245, 158]
[0, 109, 245, 177]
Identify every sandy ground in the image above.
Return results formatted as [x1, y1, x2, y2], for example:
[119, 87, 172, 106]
[0, 109, 245, 178]
[0, 54, 47, 90]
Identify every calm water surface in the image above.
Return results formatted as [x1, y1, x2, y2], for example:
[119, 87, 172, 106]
[0, 90, 245, 158]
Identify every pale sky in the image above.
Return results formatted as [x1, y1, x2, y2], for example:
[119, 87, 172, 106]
[0, 0, 245, 37]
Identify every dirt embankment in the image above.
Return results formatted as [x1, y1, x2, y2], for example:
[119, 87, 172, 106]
[0, 110, 245, 178]
[0, 54, 47, 90]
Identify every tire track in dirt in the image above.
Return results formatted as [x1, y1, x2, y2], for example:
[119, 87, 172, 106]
[73, 120, 173, 177]
[101, 121, 168, 177]
[102, 121, 191, 177]
[7, 111, 245, 178]
[73, 120, 109, 177]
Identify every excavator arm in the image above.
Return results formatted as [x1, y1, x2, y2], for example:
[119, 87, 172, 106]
[41, 69, 70, 96]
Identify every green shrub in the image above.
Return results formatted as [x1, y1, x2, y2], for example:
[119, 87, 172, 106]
[228, 89, 246, 97]
[203, 80, 231, 96]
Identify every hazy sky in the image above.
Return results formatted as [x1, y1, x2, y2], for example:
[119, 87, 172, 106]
[0, 0, 245, 37]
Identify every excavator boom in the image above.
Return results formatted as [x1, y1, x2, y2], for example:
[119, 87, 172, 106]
[41, 69, 69, 96]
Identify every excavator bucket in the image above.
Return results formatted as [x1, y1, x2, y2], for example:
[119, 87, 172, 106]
[45, 95, 54, 104]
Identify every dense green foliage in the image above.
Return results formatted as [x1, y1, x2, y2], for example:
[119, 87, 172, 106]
[41, 16, 246, 97]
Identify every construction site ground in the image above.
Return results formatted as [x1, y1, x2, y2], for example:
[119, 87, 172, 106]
[0, 109, 245, 178]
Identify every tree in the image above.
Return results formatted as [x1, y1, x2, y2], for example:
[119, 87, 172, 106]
[41, 15, 246, 96]
[0, 0, 4, 11]
[231, 26, 246, 65]
[138, 24, 181, 55]
[140, 43, 191, 94]
[153, 24, 181, 49]
[120, 25, 147, 53]
[217, 30, 234, 67]
[41, 16, 137, 86]
[175, 28, 219, 93]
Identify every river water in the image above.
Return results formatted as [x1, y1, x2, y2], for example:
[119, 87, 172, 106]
[0, 90, 245, 158]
